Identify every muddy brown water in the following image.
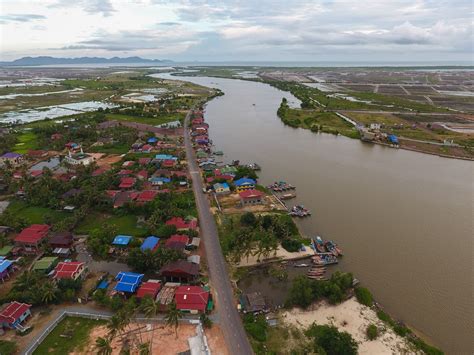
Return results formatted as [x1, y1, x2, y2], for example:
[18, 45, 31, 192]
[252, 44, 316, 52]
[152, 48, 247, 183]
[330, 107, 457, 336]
[154, 73, 473, 354]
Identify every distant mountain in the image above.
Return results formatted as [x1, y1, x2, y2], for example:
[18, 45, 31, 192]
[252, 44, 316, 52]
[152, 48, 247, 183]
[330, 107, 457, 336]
[0, 56, 173, 66]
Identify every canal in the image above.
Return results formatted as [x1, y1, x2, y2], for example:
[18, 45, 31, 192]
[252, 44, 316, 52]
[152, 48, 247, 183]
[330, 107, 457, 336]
[154, 73, 473, 354]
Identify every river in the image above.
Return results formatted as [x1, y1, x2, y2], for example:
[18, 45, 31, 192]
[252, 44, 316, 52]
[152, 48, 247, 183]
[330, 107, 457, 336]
[154, 73, 473, 354]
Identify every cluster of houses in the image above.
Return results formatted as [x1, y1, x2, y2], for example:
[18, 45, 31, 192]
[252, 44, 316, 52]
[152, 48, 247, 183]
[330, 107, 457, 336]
[190, 111, 265, 207]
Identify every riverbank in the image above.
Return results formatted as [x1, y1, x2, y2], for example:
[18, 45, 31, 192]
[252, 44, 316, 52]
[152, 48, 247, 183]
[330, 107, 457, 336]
[283, 298, 417, 354]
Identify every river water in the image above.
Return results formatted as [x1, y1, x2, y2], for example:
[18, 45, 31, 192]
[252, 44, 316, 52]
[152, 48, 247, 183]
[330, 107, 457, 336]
[155, 74, 473, 354]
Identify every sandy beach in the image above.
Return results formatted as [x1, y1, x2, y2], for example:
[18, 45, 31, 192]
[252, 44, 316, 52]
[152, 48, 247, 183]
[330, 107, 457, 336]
[283, 298, 418, 354]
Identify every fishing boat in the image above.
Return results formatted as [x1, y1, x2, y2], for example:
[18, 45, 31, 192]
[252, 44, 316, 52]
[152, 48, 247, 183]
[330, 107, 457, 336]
[213, 150, 224, 156]
[289, 205, 311, 217]
[280, 193, 296, 200]
[307, 275, 328, 281]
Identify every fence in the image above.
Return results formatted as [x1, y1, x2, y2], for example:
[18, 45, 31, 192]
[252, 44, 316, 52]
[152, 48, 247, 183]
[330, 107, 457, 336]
[22, 310, 202, 355]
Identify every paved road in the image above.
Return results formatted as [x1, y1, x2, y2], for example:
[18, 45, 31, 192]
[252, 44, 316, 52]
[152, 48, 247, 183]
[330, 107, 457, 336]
[184, 110, 253, 355]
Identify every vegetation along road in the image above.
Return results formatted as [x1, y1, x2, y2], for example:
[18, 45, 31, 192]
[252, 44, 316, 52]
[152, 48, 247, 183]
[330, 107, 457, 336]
[184, 109, 253, 355]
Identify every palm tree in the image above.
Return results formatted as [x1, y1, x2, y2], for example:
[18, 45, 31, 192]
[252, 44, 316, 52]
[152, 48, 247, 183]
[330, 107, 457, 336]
[138, 342, 150, 355]
[95, 337, 112, 355]
[13, 271, 37, 290]
[41, 281, 58, 304]
[165, 302, 183, 338]
[107, 314, 126, 340]
[139, 296, 159, 352]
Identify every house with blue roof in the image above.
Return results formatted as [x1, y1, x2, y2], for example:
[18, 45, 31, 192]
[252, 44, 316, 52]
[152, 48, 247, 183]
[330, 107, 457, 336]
[149, 176, 171, 186]
[114, 272, 144, 293]
[155, 154, 177, 161]
[0, 258, 13, 282]
[147, 137, 158, 144]
[141, 236, 160, 252]
[234, 178, 256, 192]
[214, 182, 230, 195]
[112, 235, 132, 247]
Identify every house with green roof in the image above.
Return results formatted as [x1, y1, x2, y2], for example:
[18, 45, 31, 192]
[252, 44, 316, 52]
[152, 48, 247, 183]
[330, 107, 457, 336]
[32, 256, 58, 273]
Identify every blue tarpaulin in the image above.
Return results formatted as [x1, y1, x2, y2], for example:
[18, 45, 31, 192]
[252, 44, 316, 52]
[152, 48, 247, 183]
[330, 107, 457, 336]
[97, 280, 109, 290]
[114, 272, 144, 293]
[140, 236, 160, 251]
[388, 134, 399, 144]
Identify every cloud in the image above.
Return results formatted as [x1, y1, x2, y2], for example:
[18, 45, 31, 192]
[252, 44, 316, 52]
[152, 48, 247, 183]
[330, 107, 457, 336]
[48, 0, 115, 17]
[0, 14, 46, 24]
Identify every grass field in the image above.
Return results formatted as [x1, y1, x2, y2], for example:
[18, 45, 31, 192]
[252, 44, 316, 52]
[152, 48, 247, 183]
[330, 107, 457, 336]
[13, 131, 39, 153]
[75, 213, 148, 236]
[33, 317, 105, 355]
[7, 200, 68, 224]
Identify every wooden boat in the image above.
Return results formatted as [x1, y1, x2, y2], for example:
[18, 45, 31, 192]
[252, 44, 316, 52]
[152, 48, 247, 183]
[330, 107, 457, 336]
[280, 193, 296, 200]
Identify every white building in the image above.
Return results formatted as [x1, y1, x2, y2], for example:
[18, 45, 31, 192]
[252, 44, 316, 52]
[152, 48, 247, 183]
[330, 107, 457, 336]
[64, 148, 95, 166]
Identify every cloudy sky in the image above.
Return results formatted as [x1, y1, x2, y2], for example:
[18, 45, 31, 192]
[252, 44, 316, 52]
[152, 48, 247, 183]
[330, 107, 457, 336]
[0, 0, 472, 63]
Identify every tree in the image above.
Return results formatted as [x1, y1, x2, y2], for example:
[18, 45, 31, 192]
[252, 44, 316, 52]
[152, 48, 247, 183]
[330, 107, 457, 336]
[139, 296, 159, 352]
[306, 324, 358, 355]
[95, 337, 112, 355]
[41, 281, 58, 304]
[286, 275, 314, 308]
[240, 212, 257, 227]
[165, 302, 183, 338]
[107, 314, 126, 340]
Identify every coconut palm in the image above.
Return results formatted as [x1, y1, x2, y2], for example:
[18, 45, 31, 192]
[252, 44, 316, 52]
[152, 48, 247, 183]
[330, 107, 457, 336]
[95, 337, 112, 355]
[107, 314, 126, 340]
[41, 281, 58, 304]
[165, 301, 183, 338]
[138, 342, 150, 355]
[139, 296, 159, 352]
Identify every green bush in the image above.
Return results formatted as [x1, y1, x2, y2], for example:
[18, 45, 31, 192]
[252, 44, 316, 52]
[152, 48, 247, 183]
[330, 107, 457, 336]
[243, 314, 268, 342]
[355, 287, 373, 307]
[306, 324, 358, 355]
[366, 324, 378, 340]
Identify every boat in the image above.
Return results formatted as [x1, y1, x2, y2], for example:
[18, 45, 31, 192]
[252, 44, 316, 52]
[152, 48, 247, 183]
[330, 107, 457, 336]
[289, 205, 311, 218]
[246, 163, 261, 171]
[280, 193, 296, 200]
[213, 150, 224, 156]
[294, 263, 310, 268]
[307, 275, 328, 281]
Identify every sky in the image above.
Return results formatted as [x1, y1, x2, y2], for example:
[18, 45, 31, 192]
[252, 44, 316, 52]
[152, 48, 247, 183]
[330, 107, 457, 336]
[0, 0, 473, 63]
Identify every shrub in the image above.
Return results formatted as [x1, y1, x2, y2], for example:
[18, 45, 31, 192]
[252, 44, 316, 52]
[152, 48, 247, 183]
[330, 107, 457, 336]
[366, 324, 378, 340]
[306, 324, 358, 355]
[281, 238, 301, 252]
[355, 287, 373, 307]
[0, 340, 18, 354]
[243, 314, 267, 342]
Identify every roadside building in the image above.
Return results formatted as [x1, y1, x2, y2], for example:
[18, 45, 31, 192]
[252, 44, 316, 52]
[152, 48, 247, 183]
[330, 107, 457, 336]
[48, 232, 74, 249]
[166, 217, 198, 231]
[0, 152, 24, 166]
[165, 234, 189, 251]
[239, 190, 264, 205]
[136, 280, 161, 299]
[160, 260, 199, 283]
[240, 292, 268, 314]
[234, 178, 256, 192]
[14, 224, 50, 254]
[53, 261, 86, 280]
[213, 182, 230, 195]
[0, 302, 32, 330]
[140, 236, 160, 252]
[175, 286, 210, 314]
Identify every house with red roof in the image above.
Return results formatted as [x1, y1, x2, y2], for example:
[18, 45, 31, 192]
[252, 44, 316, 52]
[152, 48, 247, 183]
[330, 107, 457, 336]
[162, 159, 177, 168]
[118, 169, 134, 176]
[0, 301, 32, 330]
[141, 144, 154, 153]
[136, 190, 158, 204]
[239, 190, 264, 205]
[138, 157, 152, 165]
[136, 280, 161, 299]
[165, 234, 189, 251]
[175, 286, 210, 313]
[166, 217, 198, 231]
[160, 260, 199, 282]
[92, 167, 108, 177]
[136, 170, 148, 180]
[53, 261, 86, 280]
[14, 224, 50, 253]
[119, 177, 136, 189]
